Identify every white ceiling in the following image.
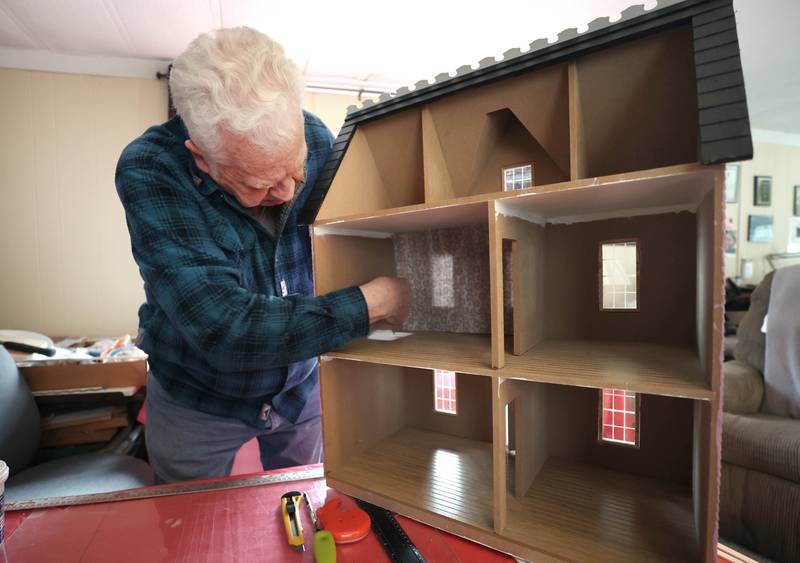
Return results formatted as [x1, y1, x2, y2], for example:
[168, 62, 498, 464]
[0, 0, 797, 133]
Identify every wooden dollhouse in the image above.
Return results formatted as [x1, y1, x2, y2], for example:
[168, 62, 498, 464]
[308, 0, 752, 560]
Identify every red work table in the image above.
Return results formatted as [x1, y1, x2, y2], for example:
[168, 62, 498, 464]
[3, 464, 514, 563]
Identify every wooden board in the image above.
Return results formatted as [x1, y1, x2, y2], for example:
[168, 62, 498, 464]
[568, 61, 587, 181]
[314, 162, 712, 226]
[542, 212, 699, 347]
[21, 360, 147, 392]
[317, 107, 424, 219]
[315, 199, 488, 234]
[329, 427, 495, 531]
[319, 360, 407, 469]
[40, 426, 119, 448]
[406, 371, 493, 443]
[573, 25, 699, 177]
[422, 106, 455, 202]
[324, 333, 711, 400]
[423, 63, 570, 201]
[495, 379, 550, 501]
[311, 233, 395, 295]
[502, 458, 698, 562]
[316, 164, 715, 232]
[491, 208, 546, 357]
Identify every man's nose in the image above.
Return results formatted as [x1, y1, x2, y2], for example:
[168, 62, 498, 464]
[272, 178, 295, 200]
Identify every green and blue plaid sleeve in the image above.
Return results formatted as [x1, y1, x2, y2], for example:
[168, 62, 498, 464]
[116, 139, 369, 375]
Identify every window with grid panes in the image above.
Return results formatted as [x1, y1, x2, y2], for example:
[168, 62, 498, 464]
[601, 240, 638, 310]
[599, 389, 639, 446]
[502, 164, 533, 191]
[434, 370, 457, 414]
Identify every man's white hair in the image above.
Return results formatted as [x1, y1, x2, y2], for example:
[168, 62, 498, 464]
[170, 27, 304, 160]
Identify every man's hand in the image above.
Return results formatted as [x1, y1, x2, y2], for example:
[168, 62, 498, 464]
[359, 276, 412, 329]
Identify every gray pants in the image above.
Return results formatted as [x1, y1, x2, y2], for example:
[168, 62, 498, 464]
[145, 373, 322, 484]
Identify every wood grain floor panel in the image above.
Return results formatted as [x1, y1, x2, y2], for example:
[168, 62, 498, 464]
[325, 332, 711, 399]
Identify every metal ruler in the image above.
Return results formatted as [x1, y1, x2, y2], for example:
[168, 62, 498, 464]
[356, 499, 426, 563]
[7, 466, 324, 512]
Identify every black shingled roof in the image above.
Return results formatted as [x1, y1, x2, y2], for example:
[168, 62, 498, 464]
[301, 0, 752, 224]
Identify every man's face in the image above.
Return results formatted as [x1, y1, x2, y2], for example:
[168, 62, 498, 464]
[186, 131, 307, 208]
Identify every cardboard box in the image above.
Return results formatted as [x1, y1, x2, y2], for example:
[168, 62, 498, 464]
[20, 360, 147, 392]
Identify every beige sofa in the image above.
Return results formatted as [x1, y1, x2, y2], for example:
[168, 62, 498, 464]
[720, 272, 800, 563]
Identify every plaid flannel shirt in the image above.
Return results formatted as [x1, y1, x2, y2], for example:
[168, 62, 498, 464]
[116, 113, 368, 428]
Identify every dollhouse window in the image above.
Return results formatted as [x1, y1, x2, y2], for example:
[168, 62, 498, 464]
[600, 240, 639, 310]
[431, 254, 455, 308]
[434, 369, 457, 414]
[599, 389, 639, 446]
[502, 163, 534, 191]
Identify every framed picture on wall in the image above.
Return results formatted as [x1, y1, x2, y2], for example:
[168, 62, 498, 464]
[724, 230, 737, 255]
[725, 164, 740, 203]
[753, 176, 772, 206]
[748, 214, 774, 243]
[794, 185, 800, 216]
[789, 217, 800, 252]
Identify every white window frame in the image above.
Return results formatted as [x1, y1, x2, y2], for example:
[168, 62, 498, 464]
[599, 239, 640, 311]
[502, 162, 534, 192]
[433, 369, 457, 415]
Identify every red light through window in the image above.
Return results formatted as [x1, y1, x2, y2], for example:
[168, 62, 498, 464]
[434, 370, 457, 415]
[600, 389, 638, 446]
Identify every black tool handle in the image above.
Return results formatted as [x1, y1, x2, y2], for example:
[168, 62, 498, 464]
[356, 499, 426, 563]
[1, 340, 56, 357]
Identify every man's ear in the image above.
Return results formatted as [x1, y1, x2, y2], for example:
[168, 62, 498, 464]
[185, 140, 211, 174]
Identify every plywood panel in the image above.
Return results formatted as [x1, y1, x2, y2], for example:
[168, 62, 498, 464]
[492, 377, 507, 533]
[406, 371, 493, 443]
[425, 64, 570, 199]
[422, 106, 454, 202]
[693, 170, 723, 562]
[488, 206, 505, 369]
[0, 68, 167, 337]
[469, 109, 565, 196]
[543, 212, 698, 346]
[498, 379, 550, 498]
[588, 393, 695, 485]
[315, 163, 713, 227]
[325, 333, 712, 400]
[696, 169, 724, 390]
[568, 61, 588, 181]
[693, 399, 721, 563]
[575, 25, 698, 177]
[311, 233, 395, 295]
[319, 360, 407, 471]
[503, 458, 697, 563]
[492, 211, 546, 356]
[318, 108, 423, 220]
[317, 130, 388, 220]
[331, 427, 494, 531]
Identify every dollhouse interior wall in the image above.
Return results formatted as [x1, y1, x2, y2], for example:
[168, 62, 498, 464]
[321, 360, 493, 468]
[572, 24, 699, 178]
[540, 211, 699, 346]
[394, 224, 491, 333]
[507, 382, 695, 495]
[423, 65, 571, 201]
[315, 221, 513, 335]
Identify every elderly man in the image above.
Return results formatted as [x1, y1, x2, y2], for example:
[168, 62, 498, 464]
[116, 27, 410, 484]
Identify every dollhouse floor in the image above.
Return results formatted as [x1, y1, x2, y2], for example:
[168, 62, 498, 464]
[325, 332, 711, 399]
[503, 339, 711, 399]
[503, 458, 698, 562]
[330, 427, 494, 531]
